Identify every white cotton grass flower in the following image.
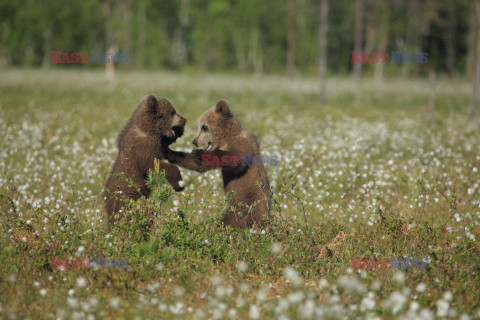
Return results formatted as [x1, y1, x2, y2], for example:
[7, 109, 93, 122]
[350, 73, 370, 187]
[318, 278, 329, 290]
[359, 269, 368, 279]
[8, 274, 17, 283]
[416, 283, 427, 293]
[239, 282, 250, 294]
[443, 291, 453, 301]
[401, 287, 411, 296]
[409, 301, 420, 312]
[336, 276, 367, 295]
[39, 288, 47, 296]
[170, 302, 184, 315]
[178, 180, 185, 188]
[288, 291, 305, 304]
[383, 291, 407, 314]
[236, 296, 245, 308]
[300, 299, 316, 318]
[249, 304, 260, 319]
[109, 297, 121, 309]
[76, 277, 87, 289]
[88, 296, 100, 310]
[156, 262, 164, 272]
[68, 289, 75, 296]
[174, 286, 185, 297]
[436, 298, 450, 317]
[393, 271, 405, 284]
[236, 260, 248, 273]
[284, 266, 303, 286]
[360, 292, 376, 311]
[271, 242, 283, 254]
[67, 297, 79, 309]
[173, 200, 180, 207]
[146, 282, 160, 293]
[210, 275, 222, 287]
[215, 285, 233, 298]
[399, 302, 423, 320]
[275, 299, 289, 314]
[158, 302, 167, 312]
[460, 313, 472, 320]
[371, 280, 382, 291]
[34, 281, 41, 287]
[256, 287, 269, 302]
[228, 308, 238, 318]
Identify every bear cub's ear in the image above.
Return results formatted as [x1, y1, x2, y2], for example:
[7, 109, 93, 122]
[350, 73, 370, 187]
[145, 95, 157, 112]
[215, 99, 233, 117]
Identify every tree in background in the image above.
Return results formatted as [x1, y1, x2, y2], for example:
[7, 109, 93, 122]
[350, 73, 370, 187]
[374, 0, 389, 83]
[0, 0, 475, 82]
[318, 0, 328, 105]
[352, 0, 364, 84]
[471, 0, 480, 117]
[287, 0, 296, 79]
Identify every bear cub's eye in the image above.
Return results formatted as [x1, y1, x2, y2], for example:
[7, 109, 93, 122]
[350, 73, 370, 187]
[202, 125, 208, 131]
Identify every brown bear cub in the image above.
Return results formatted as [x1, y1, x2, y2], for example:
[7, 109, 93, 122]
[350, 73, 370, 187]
[164, 99, 271, 229]
[104, 95, 186, 224]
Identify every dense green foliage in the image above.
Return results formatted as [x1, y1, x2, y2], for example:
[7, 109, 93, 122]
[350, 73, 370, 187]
[0, 0, 474, 75]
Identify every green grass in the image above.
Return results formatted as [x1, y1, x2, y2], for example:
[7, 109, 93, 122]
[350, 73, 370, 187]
[0, 68, 479, 319]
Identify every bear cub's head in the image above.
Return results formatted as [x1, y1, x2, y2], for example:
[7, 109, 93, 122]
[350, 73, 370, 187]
[193, 99, 237, 151]
[137, 95, 186, 143]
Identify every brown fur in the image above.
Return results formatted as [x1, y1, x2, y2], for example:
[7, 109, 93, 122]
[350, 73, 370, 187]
[103, 95, 187, 224]
[164, 99, 271, 229]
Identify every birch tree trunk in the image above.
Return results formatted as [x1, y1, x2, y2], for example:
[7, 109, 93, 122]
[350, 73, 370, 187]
[287, 0, 296, 79]
[374, 0, 389, 83]
[352, 0, 364, 84]
[318, 0, 328, 105]
[470, 0, 480, 117]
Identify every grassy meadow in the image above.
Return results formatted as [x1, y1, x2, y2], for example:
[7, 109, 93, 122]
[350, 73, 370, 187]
[0, 68, 479, 319]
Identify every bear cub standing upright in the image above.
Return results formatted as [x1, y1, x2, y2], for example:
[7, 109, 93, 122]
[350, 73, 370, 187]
[104, 95, 186, 224]
[164, 99, 271, 229]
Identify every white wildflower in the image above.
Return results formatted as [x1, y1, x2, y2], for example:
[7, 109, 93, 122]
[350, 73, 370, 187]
[288, 291, 305, 304]
[284, 266, 303, 286]
[156, 262, 164, 272]
[337, 276, 367, 295]
[109, 297, 120, 309]
[271, 242, 283, 254]
[76, 277, 87, 289]
[360, 295, 376, 311]
[236, 261, 248, 273]
[393, 271, 405, 284]
[249, 305, 260, 319]
[416, 283, 427, 293]
[318, 278, 329, 290]
[436, 299, 449, 317]
[383, 291, 407, 314]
